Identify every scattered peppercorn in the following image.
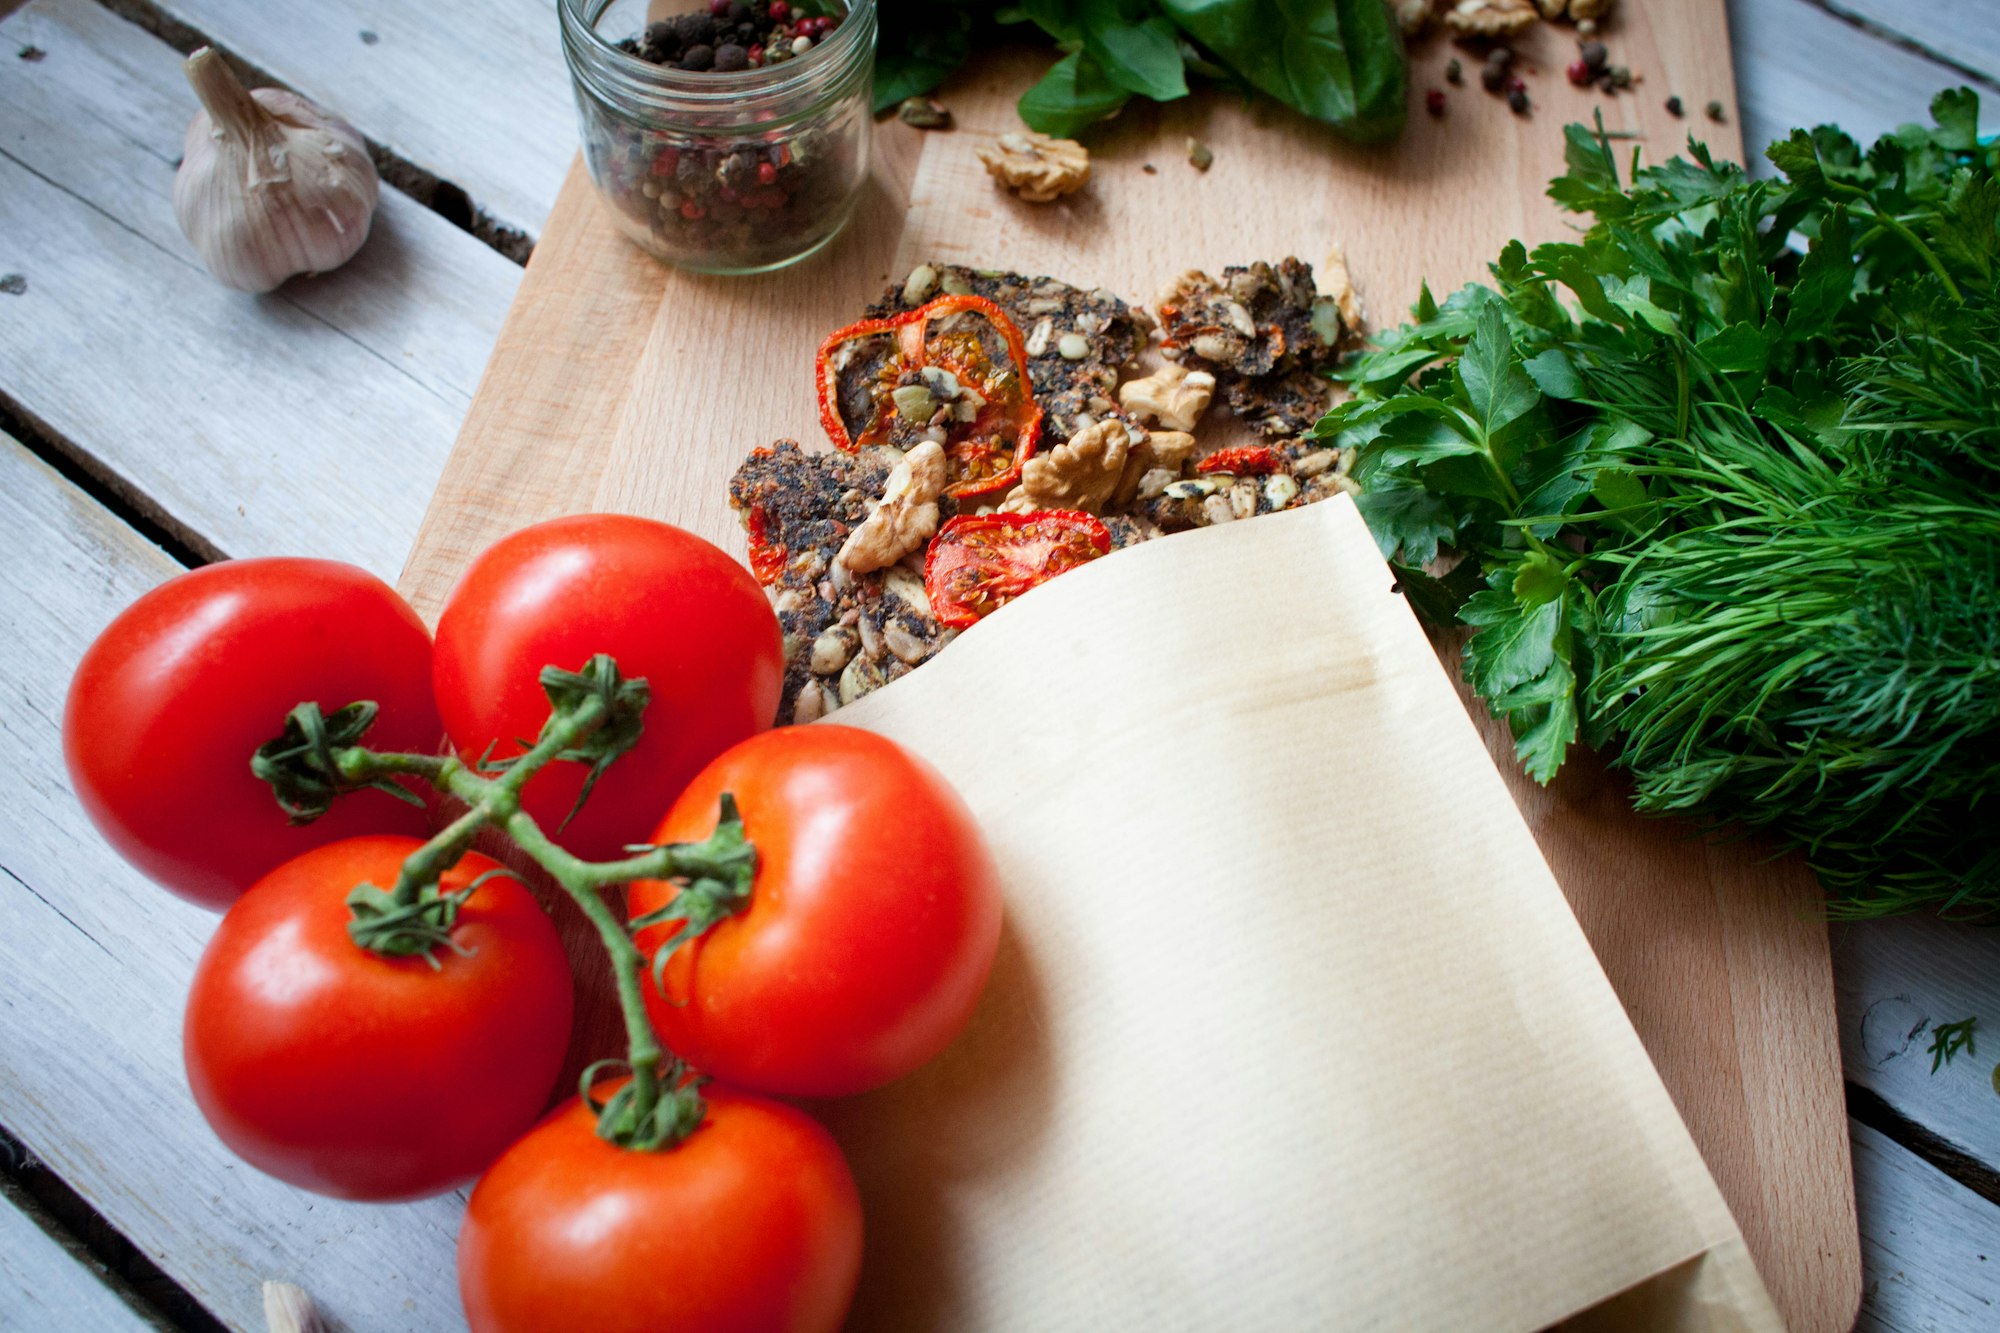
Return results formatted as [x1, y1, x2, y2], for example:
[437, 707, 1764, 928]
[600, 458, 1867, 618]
[1142, 163, 1158, 174]
[1445, 58, 1463, 86]
[358, 30, 379, 46]
[1426, 88, 1447, 117]
[1567, 60, 1591, 87]
[1666, 95, 1684, 117]
[1580, 40, 1607, 71]
[1481, 61, 1508, 94]
[1187, 137, 1214, 171]
[1508, 87, 1530, 115]
[1507, 76, 1527, 96]
[18, 44, 46, 61]
[1706, 99, 1726, 122]
[1599, 65, 1634, 94]
[1489, 47, 1515, 68]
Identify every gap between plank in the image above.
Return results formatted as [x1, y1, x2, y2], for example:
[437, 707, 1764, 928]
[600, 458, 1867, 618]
[1799, 0, 2000, 96]
[91, 0, 536, 265]
[0, 392, 217, 569]
[0, 1125, 221, 1332]
[1848, 1081, 2000, 1209]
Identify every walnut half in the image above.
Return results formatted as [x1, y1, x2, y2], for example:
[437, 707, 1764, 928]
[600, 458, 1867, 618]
[1000, 417, 1132, 514]
[1442, 0, 1538, 37]
[976, 131, 1090, 203]
[1117, 362, 1217, 433]
[835, 441, 947, 573]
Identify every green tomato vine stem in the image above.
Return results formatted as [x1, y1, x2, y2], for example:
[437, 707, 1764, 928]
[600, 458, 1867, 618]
[264, 655, 757, 1150]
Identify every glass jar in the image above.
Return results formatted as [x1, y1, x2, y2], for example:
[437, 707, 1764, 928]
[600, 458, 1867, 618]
[558, 0, 875, 274]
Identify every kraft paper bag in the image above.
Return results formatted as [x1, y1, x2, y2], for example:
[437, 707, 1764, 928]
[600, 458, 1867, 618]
[820, 494, 1781, 1332]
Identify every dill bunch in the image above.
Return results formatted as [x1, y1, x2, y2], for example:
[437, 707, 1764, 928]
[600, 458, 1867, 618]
[1318, 91, 2000, 916]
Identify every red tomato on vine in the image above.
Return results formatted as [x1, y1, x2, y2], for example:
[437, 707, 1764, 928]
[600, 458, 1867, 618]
[431, 514, 784, 862]
[183, 837, 573, 1201]
[458, 1082, 862, 1333]
[64, 558, 440, 910]
[631, 725, 1002, 1098]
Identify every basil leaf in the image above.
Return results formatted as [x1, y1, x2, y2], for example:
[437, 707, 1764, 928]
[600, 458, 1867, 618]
[1081, 4, 1189, 102]
[1158, 0, 1406, 144]
[1017, 0, 1084, 42]
[1018, 48, 1133, 137]
[872, 6, 973, 112]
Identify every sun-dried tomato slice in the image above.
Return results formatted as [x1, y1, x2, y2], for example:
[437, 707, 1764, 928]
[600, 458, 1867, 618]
[923, 510, 1111, 630]
[1195, 445, 1287, 476]
[815, 295, 1042, 499]
[743, 504, 787, 584]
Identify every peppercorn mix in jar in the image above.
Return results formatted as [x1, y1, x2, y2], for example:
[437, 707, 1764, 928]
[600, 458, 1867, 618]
[559, 0, 875, 274]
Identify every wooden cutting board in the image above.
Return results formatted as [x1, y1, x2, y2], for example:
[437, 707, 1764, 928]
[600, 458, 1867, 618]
[398, 14, 1858, 1330]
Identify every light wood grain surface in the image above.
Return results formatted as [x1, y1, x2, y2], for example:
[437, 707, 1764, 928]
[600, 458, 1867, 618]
[1, 0, 1997, 1329]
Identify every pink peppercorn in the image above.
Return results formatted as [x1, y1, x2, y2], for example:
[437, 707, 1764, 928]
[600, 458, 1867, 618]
[748, 43, 764, 64]
[708, 0, 729, 15]
[1508, 76, 1527, 95]
[1425, 88, 1446, 116]
[757, 161, 778, 185]
[680, 199, 706, 220]
[651, 149, 679, 177]
[769, 0, 790, 19]
[1566, 59, 1592, 86]
[719, 185, 740, 203]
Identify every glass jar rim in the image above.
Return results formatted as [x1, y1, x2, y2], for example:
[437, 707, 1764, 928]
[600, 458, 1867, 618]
[559, 0, 876, 118]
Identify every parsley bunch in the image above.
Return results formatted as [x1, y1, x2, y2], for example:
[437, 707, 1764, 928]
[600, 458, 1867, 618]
[1317, 90, 2000, 918]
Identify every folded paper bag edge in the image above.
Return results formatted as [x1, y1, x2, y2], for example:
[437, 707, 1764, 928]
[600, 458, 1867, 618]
[829, 497, 1782, 1332]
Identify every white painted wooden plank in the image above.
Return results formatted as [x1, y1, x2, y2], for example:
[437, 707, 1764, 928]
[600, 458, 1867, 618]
[0, 433, 468, 1333]
[0, 0, 518, 579]
[1825, 0, 2000, 88]
[0, 1190, 160, 1332]
[1726, 0, 1980, 172]
[1852, 1121, 2000, 1332]
[134, 0, 573, 240]
[2, 0, 519, 402]
[1836, 915, 2000, 1173]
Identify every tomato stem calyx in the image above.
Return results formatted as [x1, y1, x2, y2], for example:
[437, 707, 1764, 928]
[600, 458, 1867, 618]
[343, 873, 484, 967]
[252, 700, 429, 824]
[626, 792, 759, 988]
[581, 1057, 707, 1152]
[480, 656, 651, 831]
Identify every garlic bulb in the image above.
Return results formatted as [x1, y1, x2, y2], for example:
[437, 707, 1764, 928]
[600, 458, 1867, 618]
[173, 48, 379, 294]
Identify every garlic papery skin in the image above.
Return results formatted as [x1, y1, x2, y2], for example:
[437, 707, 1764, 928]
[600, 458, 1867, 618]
[173, 47, 380, 294]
